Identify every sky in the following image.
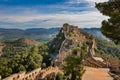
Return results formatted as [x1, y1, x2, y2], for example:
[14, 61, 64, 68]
[0, 0, 109, 29]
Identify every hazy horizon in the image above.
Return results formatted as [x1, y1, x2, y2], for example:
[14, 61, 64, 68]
[0, 26, 101, 30]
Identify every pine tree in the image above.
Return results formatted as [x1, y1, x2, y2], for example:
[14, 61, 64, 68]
[96, 0, 120, 44]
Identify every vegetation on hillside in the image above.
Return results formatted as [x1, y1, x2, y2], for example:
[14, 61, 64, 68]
[95, 38, 120, 60]
[48, 32, 65, 54]
[0, 40, 51, 78]
[62, 48, 86, 80]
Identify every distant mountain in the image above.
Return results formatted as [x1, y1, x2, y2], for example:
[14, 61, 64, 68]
[82, 28, 107, 39]
[0, 27, 106, 42]
[0, 28, 60, 42]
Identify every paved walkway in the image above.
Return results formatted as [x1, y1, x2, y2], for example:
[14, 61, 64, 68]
[82, 67, 114, 80]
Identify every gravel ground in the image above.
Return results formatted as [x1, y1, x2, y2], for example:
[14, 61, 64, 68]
[82, 67, 114, 80]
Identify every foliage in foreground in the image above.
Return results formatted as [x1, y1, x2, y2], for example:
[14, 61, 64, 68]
[96, 0, 120, 44]
[0, 41, 51, 78]
[62, 48, 86, 80]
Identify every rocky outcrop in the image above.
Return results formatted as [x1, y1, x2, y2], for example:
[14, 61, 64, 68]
[53, 24, 96, 61]
[51, 24, 107, 68]
[57, 25, 88, 61]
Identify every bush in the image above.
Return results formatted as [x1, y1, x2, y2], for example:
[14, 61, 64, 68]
[63, 23, 69, 27]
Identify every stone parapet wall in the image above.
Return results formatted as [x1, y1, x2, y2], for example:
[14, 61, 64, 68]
[38, 66, 63, 79]
[2, 68, 41, 80]
[2, 66, 63, 80]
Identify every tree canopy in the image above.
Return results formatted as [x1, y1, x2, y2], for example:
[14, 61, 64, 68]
[62, 48, 85, 80]
[96, 0, 120, 44]
[0, 42, 50, 78]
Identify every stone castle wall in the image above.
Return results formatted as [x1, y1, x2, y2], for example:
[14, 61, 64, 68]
[3, 68, 41, 80]
[2, 66, 62, 80]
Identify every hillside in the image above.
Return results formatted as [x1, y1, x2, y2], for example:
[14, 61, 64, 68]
[48, 24, 92, 60]
[16, 38, 40, 46]
[82, 28, 107, 39]
[48, 24, 120, 61]
[48, 24, 120, 80]
[49, 24, 120, 77]
[95, 38, 120, 60]
[1, 38, 40, 57]
[0, 38, 51, 78]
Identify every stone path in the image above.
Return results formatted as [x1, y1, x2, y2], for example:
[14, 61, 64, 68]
[82, 67, 114, 80]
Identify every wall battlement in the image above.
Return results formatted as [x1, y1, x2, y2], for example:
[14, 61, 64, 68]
[3, 68, 41, 80]
[2, 66, 63, 80]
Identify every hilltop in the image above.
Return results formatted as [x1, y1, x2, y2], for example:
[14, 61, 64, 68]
[16, 38, 40, 46]
[49, 24, 93, 60]
[0, 37, 50, 78]
[48, 24, 120, 79]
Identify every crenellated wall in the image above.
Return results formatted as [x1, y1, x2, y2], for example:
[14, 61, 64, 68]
[2, 66, 63, 80]
[37, 66, 63, 80]
[3, 68, 41, 80]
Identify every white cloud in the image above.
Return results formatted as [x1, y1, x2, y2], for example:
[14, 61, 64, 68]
[0, 11, 108, 29]
[0, 0, 109, 29]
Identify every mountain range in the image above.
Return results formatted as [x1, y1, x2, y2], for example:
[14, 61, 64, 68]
[0, 28, 106, 42]
[0, 28, 60, 42]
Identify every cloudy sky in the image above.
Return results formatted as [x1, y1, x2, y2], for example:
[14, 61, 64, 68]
[0, 0, 108, 29]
